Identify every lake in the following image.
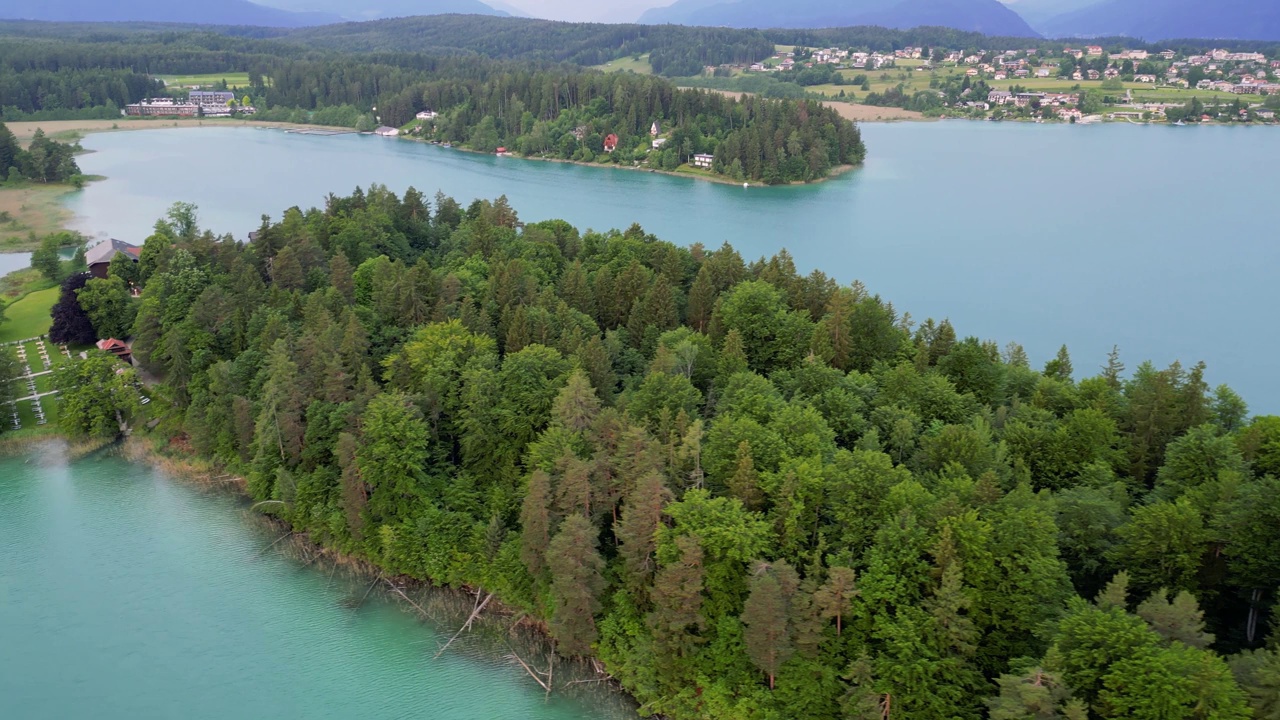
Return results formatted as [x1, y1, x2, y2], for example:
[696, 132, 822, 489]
[63, 123, 1280, 413]
[0, 448, 637, 720]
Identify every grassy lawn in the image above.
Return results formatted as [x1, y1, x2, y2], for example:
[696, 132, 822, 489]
[0, 184, 78, 250]
[0, 286, 58, 343]
[157, 73, 253, 89]
[593, 55, 652, 75]
[0, 269, 55, 303]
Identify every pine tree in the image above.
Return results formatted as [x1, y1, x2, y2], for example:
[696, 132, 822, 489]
[987, 666, 1075, 720]
[1136, 588, 1215, 649]
[559, 260, 595, 318]
[647, 534, 706, 673]
[1044, 344, 1073, 382]
[719, 328, 749, 378]
[616, 471, 673, 590]
[814, 566, 858, 636]
[727, 440, 764, 511]
[519, 470, 553, 581]
[687, 265, 716, 332]
[742, 560, 794, 689]
[552, 368, 601, 433]
[546, 515, 605, 657]
[1102, 345, 1124, 389]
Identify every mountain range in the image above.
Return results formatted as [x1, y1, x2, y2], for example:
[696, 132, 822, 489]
[1036, 0, 1280, 42]
[255, 0, 506, 21]
[640, 0, 1041, 36]
[0, 0, 343, 26]
[2, 0, 1277, 40]
[0, 0, 505, 27]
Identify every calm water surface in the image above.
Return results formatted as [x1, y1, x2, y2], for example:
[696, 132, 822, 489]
[0, 450, 636, 720]
[0, 251, 30, 276]
[64, 123, 1280, 411]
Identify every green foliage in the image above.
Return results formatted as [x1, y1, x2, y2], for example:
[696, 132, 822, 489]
[53, 350, 140, 438]
[110, 186, 1265, 719]
[76, 276, 135, 339]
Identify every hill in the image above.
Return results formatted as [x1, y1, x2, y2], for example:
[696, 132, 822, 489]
[640, 0, 1040, 36]
[0, 0, 342, 27]
[254, 0, 506, 21]
[1040, 0, 1280, 41]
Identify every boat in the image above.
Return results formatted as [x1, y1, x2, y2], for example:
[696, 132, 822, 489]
[1173, 120, 1186, 126]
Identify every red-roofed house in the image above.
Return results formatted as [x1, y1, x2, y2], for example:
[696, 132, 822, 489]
[96, 338, 132, 364]
[603, 133, 619, 152]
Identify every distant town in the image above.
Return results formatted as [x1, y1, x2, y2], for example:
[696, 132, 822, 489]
[708, 42, 1280, 124]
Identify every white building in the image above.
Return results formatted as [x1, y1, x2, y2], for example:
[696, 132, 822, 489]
[691, 153, 714, 169]
[416, 110, 438, 120]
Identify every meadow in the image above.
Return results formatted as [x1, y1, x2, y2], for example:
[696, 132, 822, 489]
[157, 73, 254, 89]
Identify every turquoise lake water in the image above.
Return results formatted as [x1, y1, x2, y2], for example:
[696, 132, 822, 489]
[0, 450, 637, 719]
[62, 122, 1280, 411]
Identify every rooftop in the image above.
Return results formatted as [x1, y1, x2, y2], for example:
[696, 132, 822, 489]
[85, 238, 141, 267]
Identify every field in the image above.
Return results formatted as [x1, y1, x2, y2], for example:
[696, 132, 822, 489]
[0, 286, 58, 343]
[692, 88, 923, 121]
[592, 55, 653, 75]
[157, 73, 254, 89]
[762, 64, 1248, 108]
[0, 185, 77, 251]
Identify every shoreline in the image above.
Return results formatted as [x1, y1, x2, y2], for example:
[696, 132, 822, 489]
[414, 137, 860, 187]
[113, 434, 633, 702]
[2, 433, 635, 708]
[2, 118, 347, 144]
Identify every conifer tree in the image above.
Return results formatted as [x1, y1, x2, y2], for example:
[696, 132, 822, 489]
[520, 470, 553, 581]
[547, 515, 605, 657]
[742, 560, 794, 689]
[727, 440, 764, 511]
[616, 471, 673, 590]
[814, 565, 858, 636]
[648, 534, 706, 674]
[1136, 588, 1215, 649]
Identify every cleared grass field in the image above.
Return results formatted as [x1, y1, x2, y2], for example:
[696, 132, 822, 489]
[0, 286, 57, 343]
[593, 55, 653, 75]
[158, 73, 253, 89]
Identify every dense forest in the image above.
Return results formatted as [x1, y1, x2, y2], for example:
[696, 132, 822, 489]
[0, 33, 863, 183]
[26, 190, 1280, 719]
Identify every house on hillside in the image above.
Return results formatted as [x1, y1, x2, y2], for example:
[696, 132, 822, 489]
[691, 153, 714, 169]
[86, 239, 141, 279]
[1086, 46, 1104, 56]
[603, 134, 619, 153]
[416, 110, 438, 121]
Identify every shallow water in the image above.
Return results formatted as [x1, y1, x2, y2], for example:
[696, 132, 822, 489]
[0, 449, 636, 719]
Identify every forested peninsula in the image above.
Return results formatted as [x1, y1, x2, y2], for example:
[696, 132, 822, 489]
[0, 29, 864, 184]
[12, 190, 1279, 720]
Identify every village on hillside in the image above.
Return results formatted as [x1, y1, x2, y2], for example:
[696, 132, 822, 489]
[709, 43, 1280, 124]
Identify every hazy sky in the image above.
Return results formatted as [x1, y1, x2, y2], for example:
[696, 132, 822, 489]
[503, 0, 675, 23]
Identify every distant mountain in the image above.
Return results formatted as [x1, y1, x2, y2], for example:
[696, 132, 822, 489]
[640, 0, 1040, 36]
[998, 0, 1098, 27]
[255, 0, 506, 21]
[1040, 0, 1280, 41]
[0, 0, 343, 26]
